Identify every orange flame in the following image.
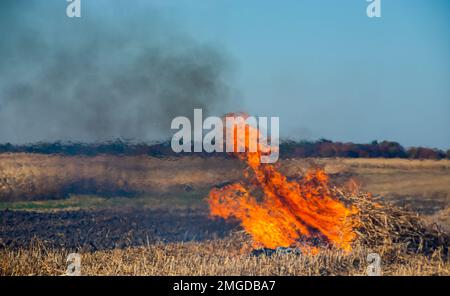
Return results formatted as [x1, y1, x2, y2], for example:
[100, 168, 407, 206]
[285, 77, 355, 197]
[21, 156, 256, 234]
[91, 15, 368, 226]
[207, 114, 358, 252]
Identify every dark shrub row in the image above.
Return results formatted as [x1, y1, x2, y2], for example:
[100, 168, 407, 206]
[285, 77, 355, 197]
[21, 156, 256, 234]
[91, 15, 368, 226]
[0, 139, 448, 159]
[280, 139, 448, 159]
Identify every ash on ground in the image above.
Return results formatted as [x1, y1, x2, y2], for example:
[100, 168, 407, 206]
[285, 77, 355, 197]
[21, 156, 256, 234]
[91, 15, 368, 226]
[251, 247, 302, 257]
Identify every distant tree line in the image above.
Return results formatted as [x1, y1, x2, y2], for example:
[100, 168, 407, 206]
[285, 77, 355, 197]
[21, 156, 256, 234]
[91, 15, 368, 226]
[280, 139, 449, 159]
[0, 140, 175, 157]
[0, 139, 448, 160]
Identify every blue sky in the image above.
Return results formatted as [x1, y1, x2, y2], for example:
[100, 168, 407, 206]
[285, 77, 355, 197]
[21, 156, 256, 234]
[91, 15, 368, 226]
[1, 0, 449, 148]
[153, 0, 450, 148]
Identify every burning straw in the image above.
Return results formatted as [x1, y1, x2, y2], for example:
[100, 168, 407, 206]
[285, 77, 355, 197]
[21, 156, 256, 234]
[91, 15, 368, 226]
[210, 171, 449, 257]
[207, 114, 449, 257]
[336, 189, 449, 258]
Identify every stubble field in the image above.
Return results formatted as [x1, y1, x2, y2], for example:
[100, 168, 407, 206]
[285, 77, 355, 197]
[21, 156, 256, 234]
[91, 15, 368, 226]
[1, 154, 449, 275]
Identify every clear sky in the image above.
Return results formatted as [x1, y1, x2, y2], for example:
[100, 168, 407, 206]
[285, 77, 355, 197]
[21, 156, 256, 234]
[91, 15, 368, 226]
[0, 0, 449, 148]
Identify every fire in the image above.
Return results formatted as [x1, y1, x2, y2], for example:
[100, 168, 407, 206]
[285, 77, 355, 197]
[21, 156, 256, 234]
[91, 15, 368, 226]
[207, 114, 358, 252]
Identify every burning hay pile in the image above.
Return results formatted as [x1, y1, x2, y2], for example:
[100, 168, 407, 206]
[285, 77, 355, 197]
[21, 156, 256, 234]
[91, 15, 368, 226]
[210, 173, 449, 258]
[206, 115, 449, 258]
[337, 189, 449, 258]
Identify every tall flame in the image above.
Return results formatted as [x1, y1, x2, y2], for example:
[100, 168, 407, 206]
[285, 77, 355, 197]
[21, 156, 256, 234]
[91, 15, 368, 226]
[207, 114, 358, 252]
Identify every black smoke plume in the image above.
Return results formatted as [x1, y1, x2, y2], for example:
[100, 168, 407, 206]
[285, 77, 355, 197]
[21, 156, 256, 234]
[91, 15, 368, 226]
[0, 0, 235, 143]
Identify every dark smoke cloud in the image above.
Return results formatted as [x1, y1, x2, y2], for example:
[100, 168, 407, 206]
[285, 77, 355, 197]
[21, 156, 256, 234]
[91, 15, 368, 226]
[0, 0, 235, 143]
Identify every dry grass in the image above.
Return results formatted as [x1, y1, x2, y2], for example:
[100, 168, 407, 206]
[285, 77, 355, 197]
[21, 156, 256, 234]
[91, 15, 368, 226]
[1, 235, 448, 276]
[2, 154, 449, 204]
[0, 153, 243, 201]
[424, 207, 450, 234]
[1, 155, 449, 276]
[1, 188, 449, 276]
[282, 158, 450, 216]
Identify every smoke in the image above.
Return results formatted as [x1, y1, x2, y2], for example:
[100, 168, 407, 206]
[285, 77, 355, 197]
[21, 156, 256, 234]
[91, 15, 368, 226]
[0, 0, 235, 143]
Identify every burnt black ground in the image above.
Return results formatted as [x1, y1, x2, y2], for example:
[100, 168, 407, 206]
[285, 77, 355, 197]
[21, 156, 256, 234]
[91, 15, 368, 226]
[0, 208, 238, 251]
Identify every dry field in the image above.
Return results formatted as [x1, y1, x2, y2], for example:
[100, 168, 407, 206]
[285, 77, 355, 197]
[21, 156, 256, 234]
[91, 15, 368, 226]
[2, 235, 449, 276]
[1, 154, 449, 275]
[0, 153, 243, 201]
[1, 154, 448, 230]
[2, 154, 449, 203]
